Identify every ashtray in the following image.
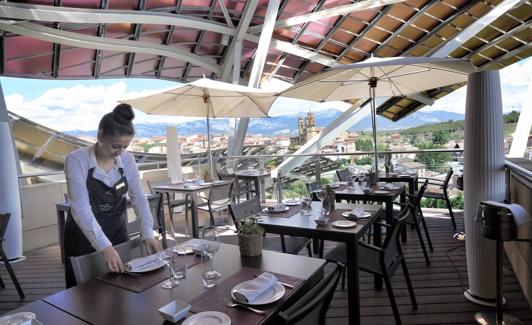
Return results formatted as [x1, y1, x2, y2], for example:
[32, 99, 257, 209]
[158, 300, 191, 323]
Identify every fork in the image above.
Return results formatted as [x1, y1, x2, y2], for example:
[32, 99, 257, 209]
[223, 298, 266, 315]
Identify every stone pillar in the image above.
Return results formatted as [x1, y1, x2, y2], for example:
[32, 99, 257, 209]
[0, 83, 23, 259]
[463, 70, 505, 305]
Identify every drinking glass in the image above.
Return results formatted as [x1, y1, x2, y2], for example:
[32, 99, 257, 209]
[314, 186, 327, 216]
[200, 227, 221, 288]
[173, 245, 192, 279]
[300, 189, 313, 215]
[159, 250, 179, 289]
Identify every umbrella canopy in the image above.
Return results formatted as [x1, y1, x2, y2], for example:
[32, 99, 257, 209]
[281, 56, 475, 101]
[121, 78, 278, 178]
[280, 56, 476, 171]
[122, 78, 276, 118]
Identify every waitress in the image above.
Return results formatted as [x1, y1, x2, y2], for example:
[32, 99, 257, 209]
[64, 103, 160, 288]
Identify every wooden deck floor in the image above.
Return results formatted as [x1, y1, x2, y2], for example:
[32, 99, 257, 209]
[1, 209, 531, 324]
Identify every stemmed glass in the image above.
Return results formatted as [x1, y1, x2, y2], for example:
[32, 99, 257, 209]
[201, 226, 221, 288]
[300, 188, 313, 215]
[314, 185, 327, 215]
[159, 250, 179, 289]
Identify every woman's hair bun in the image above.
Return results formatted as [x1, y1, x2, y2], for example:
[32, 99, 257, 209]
[113, 103, 135, 124]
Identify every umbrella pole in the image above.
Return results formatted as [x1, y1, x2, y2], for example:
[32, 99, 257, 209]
[369, 85, 378, 172]
[206, 115, 215, 181]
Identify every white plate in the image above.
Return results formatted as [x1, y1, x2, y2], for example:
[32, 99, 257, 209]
[133, 259, 167, 273]
[284, 200, 300, 206]
[0, 312, 43, 325]
[331, 220, 357, 228]
[262, 206, 290, 213]
[341, 211, 371, 219]
[329, 183, 341, 189]
[182, 311, 231, 325]
[373, 190, 390, 194]
[231, 281, 285, 306]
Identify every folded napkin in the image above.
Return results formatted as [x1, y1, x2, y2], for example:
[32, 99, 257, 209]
[233, 272, 278, 303]
[349, 208, 365, 218]
[273, 204, 286, 211]
[125, 254, 161, 272]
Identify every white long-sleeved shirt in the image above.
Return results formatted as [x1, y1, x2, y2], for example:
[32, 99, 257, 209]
[64, 145, 154, 251]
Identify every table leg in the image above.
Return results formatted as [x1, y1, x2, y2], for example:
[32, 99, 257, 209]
[56, 208, 66, 264]
[373, 213, 383, 291]
[190, 192, 199, 238]
[346, 240, 360, 325]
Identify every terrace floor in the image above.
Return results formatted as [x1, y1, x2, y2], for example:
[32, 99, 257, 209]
[1, 209, 531, 324]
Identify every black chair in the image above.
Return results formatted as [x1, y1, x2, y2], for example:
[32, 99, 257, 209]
[228, 198, 312, 256]
[419, 168, 456, 229]
[198, 182, 234, 226]
[325, 207, 417, 325]
[277, 263, 343, 325]
[0, 213, 24, 299]
[396, 180, 433, 265]
[217, 170, 255, 202]
[336, 169, 350, 182]
[126, 193, 167, 248]
[306, 181, 320, 201]
[147, 179, 189, 232]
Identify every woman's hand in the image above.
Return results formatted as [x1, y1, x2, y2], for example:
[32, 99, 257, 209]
[144, 238, 162, 254]
[102, 246, 124, 273]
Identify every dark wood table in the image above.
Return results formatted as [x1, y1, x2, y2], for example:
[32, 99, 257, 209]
[2, 300, 90, 324]
[235, 170, 271, 203]
[43, 242, 325, 325]
[153, 180, 232, 238]
[379, 173, 418, 196]
[258, 202, 384, 325]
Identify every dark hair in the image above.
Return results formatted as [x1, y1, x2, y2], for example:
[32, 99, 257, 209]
[97, 103, 135, 139]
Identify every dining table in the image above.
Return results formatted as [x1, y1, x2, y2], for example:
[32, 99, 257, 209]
[379, 172, 419, 196]
[152, 180, 232, 238]
[258, 201, 384, 325]
[4, 242, 325, 325]
[235, 170, 271, 203]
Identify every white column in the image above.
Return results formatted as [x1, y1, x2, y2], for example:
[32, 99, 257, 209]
[463, 70, 505, 305]
[0, 83, 23, 259]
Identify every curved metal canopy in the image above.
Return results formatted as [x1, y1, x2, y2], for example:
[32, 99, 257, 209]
[0, 0, 530, 120]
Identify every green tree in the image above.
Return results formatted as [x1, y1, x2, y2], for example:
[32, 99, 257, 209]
[432, 130, 448, 145]
[416, 142, 452, 172]
[355, 139, 373, 151]
[355, 156, 373, 165]
[504, 110, 519, 123]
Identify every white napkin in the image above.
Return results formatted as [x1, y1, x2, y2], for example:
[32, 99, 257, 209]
[125, 254, 160, 272]
[233, 272, 278, 303]
[273, 204, 286, 211]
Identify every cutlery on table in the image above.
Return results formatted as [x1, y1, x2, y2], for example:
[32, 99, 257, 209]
[252, 274, 294, 289]
[223, 298, 266, 315]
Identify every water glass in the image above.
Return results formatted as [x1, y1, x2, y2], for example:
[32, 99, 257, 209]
[201, 253, 220, 288]
[159, 251, 179, 289]
[173, 245, 191, 279]
[300, 190, 313, 215]
[201, 227, 221, 288]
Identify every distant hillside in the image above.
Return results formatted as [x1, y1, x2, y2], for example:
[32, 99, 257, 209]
[66, 109, 465, 138]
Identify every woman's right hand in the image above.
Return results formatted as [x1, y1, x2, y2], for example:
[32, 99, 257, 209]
[102, 246, 124, 273]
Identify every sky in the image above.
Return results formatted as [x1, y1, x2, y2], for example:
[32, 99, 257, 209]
[1, 57, 530, 132]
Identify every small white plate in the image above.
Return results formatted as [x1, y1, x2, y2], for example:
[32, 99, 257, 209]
[331, 220, 357, 228]
[329, 183, 341, 189]
[284, 200, 300, 206]
[133, 259, 166, 273]
[373, 190, 390, 194]
[231, 281, 285, 305]
[341, 211, 371, 219]
[262, 206, 290, 213]
[182, 311, 231, 325]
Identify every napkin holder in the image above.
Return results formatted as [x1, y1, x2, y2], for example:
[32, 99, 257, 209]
[367, 171, 379, 187]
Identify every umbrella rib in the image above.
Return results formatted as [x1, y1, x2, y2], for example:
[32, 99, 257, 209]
[376, 65, 404, 97]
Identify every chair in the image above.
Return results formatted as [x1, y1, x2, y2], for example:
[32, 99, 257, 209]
[325, 207, 417, 325]
[0, 213, 24, 299]
[147, 179, 189, 232]
[69, 238, 147, 285]
[228, 198, 312, 256]
[419, 168, 456, 229]
[198, 182, 234, 226]
[217, 170, 255, 202]
[277, 263, 343, 325]
[126, 193, 167, 248]
[336, 169, 350, 182]
[306, 181, 320, 201]
[396, 180, 433, 265]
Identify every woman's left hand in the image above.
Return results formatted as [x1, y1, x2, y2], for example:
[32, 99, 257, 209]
[144, 238, 162, 254]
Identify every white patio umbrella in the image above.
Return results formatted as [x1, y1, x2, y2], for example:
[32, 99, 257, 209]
[280, 56, 475, 171]
[121, 78, 277, 178]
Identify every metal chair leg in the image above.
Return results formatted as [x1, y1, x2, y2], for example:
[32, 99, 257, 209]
[401, 260, 417, 309]
[0, 248, 24, 299]
[383, 270, 402, 325]
[444, 191, 457, 229]
[419, 209, 433, 252]
[414, 220, 431, 265]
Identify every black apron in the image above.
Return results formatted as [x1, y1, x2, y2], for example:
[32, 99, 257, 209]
[64, 166, 129, 288]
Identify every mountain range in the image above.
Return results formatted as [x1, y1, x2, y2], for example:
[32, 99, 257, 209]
[66, 109, 465, 138]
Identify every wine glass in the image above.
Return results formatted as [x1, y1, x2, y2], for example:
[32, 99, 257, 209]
[300, 188, 313, 215]
[201, 226, 221, 287]
[314, 185, 327, 215]
[159, 250, 179, 289]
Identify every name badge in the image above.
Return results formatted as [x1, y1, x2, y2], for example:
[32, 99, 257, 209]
[116, 182, 126, 190]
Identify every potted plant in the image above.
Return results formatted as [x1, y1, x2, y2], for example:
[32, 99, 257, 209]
[237, 214, 264, 257]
